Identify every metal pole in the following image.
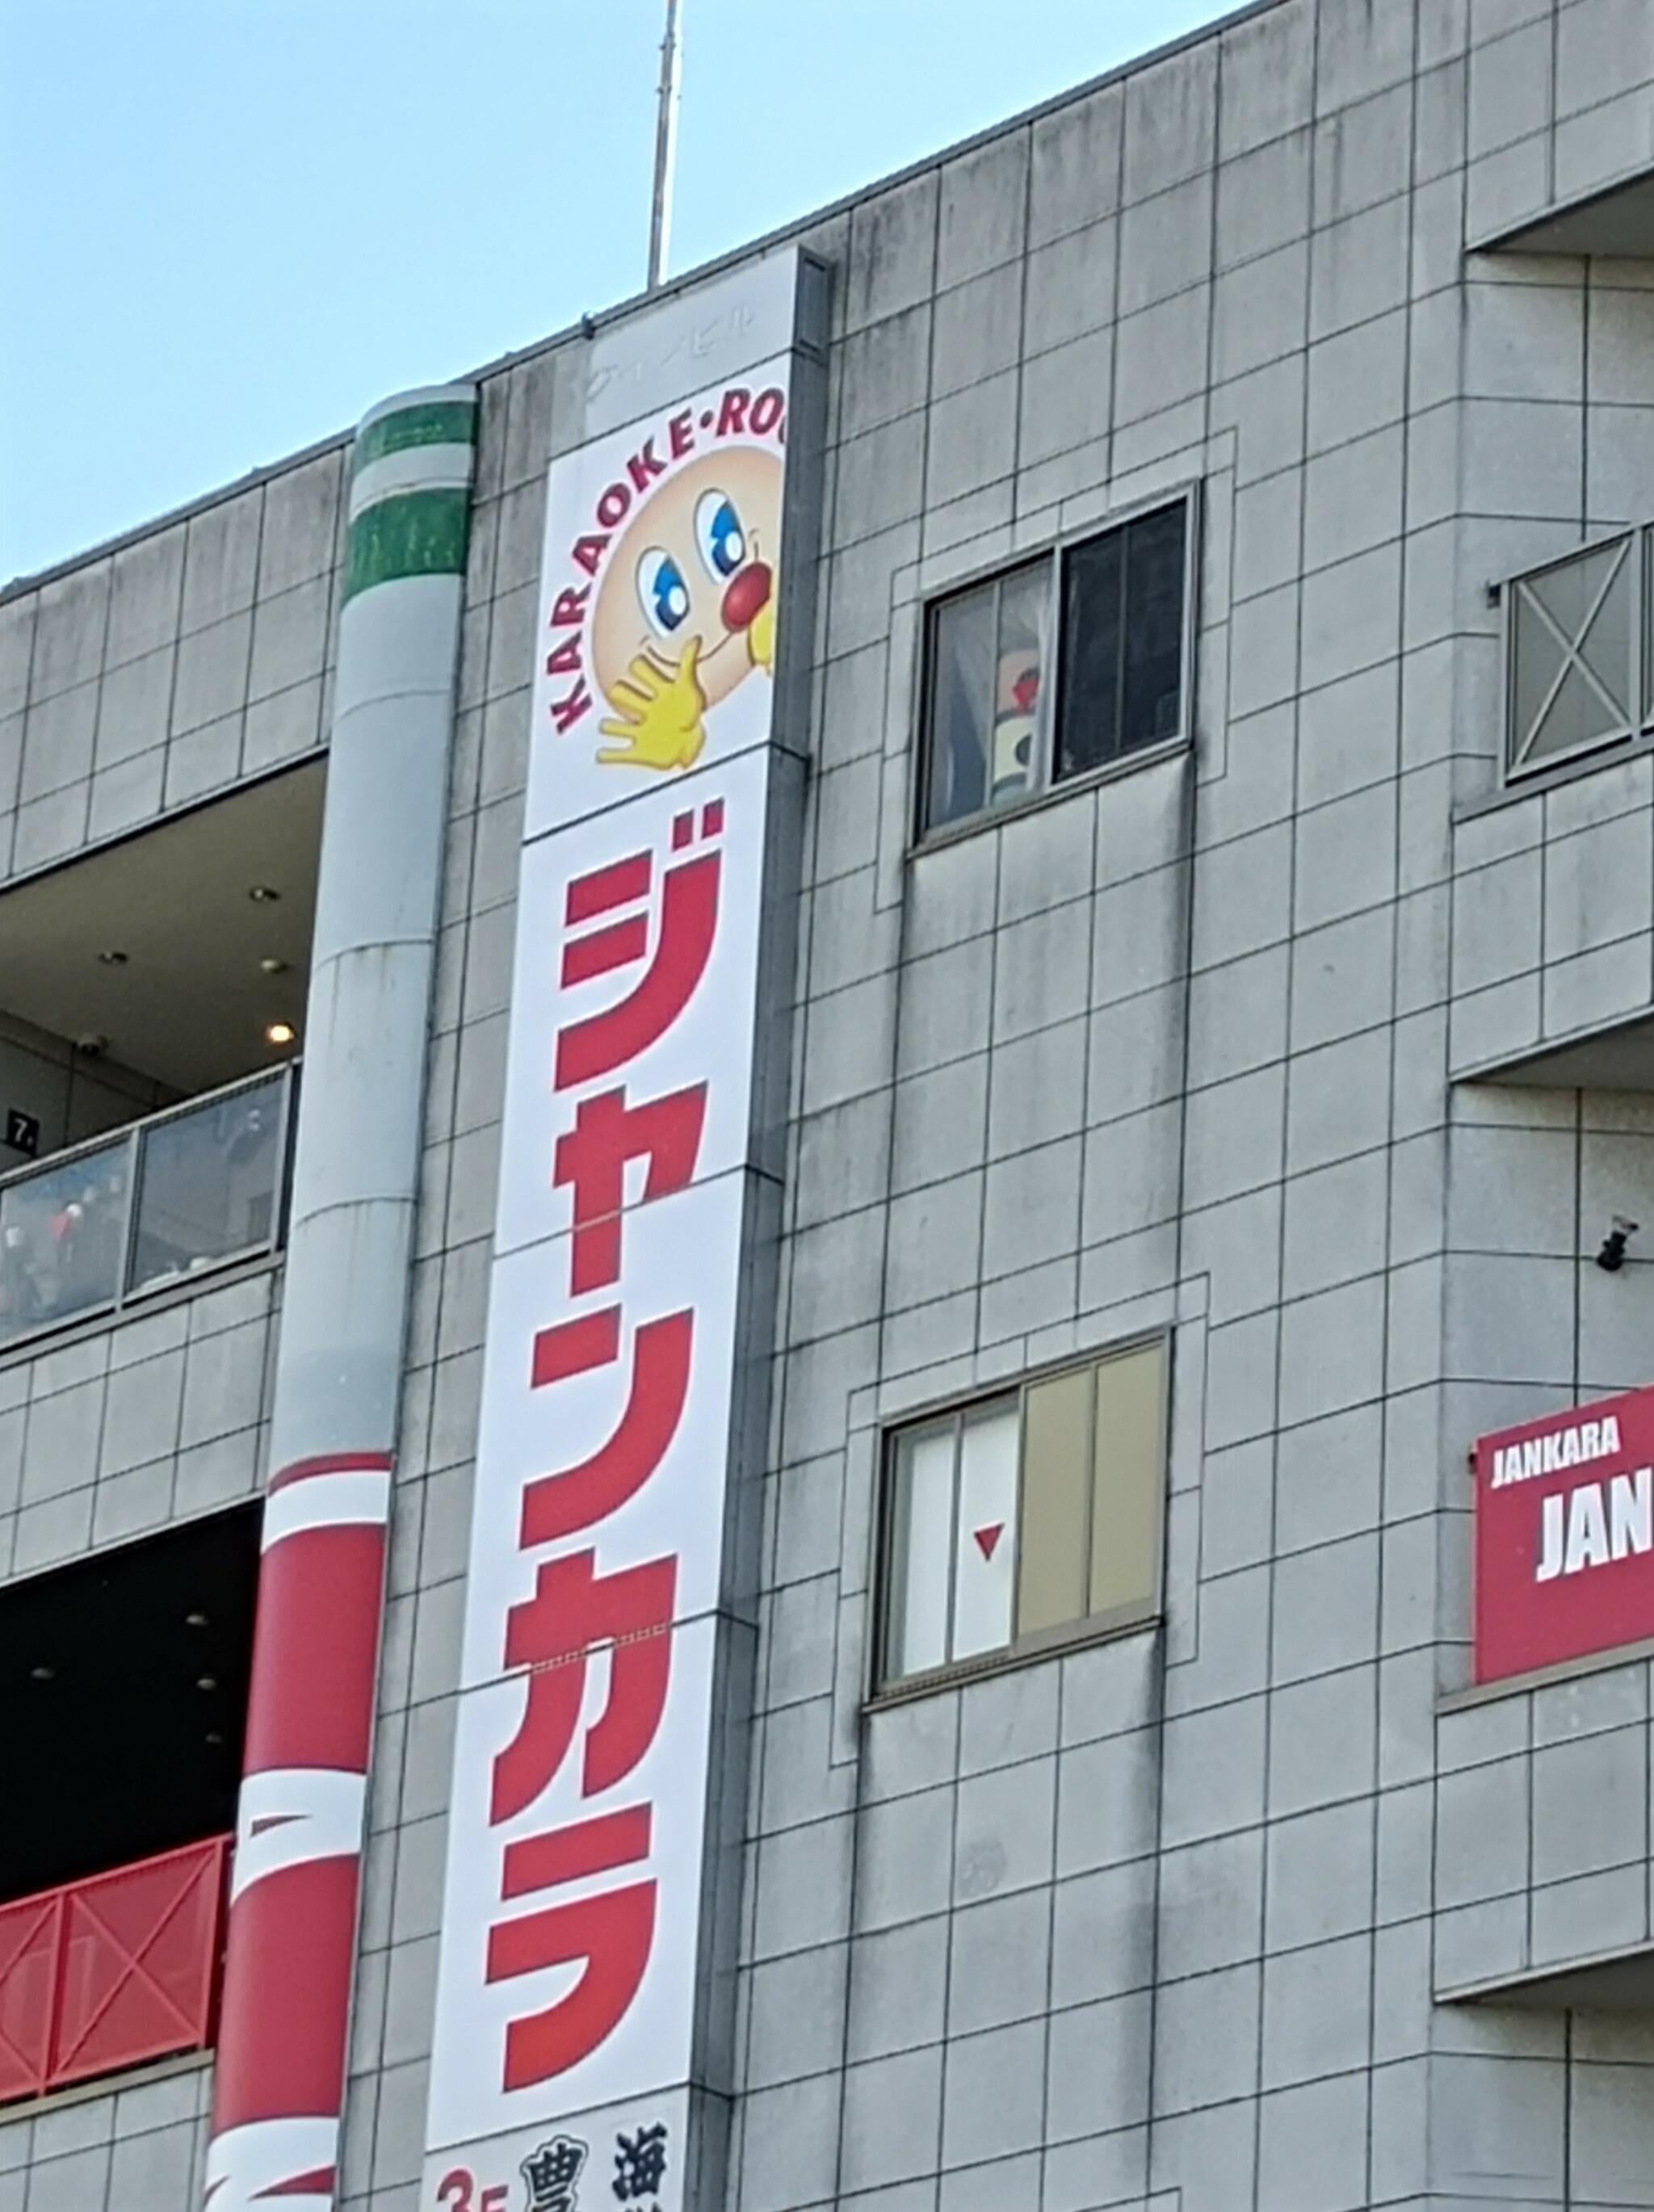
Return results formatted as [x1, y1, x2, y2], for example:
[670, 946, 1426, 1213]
[647, 0, 681, 290]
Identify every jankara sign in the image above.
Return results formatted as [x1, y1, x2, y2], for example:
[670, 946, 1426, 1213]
[1474, 1385, 1654, 1685]
[422, 252, 827, 2212]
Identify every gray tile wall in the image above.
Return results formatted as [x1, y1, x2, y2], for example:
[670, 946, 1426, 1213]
[1451, 753, 1654, 1077]
[695, 2, 1654, 2205]
[0, 2061, 215, 2210]
[0, 1012, 171, 1169]
[1467, 0, 1654, 241]
[13, 1, 1654, 2207]
[0, 447, 341, 886]
[0, 1271, 278, 1579]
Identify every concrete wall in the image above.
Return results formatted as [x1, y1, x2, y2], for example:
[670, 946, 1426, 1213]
[1465, 0, 1654, 244]
[0, 2063, 214, 2210]
[0, 446, 341, 886]
[0, 1271, 279, 1583]
[1451, 760, 1654, 1081]
[0, 1010, 170, 1171]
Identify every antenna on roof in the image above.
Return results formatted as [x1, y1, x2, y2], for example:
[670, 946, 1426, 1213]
[647, 0, 682, 291]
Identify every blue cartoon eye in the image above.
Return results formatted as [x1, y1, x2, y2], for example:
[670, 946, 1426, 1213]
[636, 548, 691, 638]
[695, 490, 745, 581]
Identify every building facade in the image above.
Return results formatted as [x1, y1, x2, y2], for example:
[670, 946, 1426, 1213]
[6, 0, 1654, 2203]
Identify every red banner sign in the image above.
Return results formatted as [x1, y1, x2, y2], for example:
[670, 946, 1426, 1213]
[1474, 1385, 1654, 1685]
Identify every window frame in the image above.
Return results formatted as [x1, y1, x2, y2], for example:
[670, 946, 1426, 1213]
[911, 486, 1200, 850]
[867, 1334, 1171, 1706]
[1502, 525, 1645, 784]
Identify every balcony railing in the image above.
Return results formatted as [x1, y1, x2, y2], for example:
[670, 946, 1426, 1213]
[0, 1064, 296, 1355]
[0, 1835, 230, 2105]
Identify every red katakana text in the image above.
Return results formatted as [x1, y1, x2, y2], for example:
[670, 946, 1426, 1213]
[521, 1310, 693, 1548]
[491, 1550, 676, 1823]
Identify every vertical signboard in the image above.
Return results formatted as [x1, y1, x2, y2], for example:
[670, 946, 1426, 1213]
[1474, 1384, 1654, 1685]
[422, 252, 827, 2212]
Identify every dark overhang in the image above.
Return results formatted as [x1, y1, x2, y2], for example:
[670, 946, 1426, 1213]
[1477, 162, 1654, 258]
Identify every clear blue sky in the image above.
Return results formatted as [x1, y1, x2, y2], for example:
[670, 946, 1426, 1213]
[1, 0, 1235, 586]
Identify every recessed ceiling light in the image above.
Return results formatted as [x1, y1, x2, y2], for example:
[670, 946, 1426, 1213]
[249, 884, 280, 903]
[97, 949, 128, 967]
[264, 1021, 296, 1046]
[204, 1731, 225, 1747]
[30, 1664, 55, 1682]
[196, 1674, 218, 1693]
[258, 957, 290, 976]
[185, 1610, 210, 1628]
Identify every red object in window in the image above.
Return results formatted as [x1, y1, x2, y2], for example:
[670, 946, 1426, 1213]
[0, 1835, 229, 2105]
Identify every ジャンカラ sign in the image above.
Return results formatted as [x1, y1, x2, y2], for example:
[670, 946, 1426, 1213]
[1474, 1385, 1654, 1685]
[421, 250, 826, 2212]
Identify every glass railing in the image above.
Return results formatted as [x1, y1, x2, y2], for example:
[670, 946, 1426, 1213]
[0, 1064, 296, 1354]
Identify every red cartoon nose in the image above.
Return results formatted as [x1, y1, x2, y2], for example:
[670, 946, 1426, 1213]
[721, 561, 771, 634]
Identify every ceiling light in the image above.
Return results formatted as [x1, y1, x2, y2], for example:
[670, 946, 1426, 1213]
[264, 1021, 296, 1046]
[30, 1664, 55, 1682]
[204, 1730, 225, 1747]
[185, 1610, 210, 1628]
[249, 884, 280, 903]
[196, 1674, 218, 1693]
[258, 957, 290, 976]
[97, 949, 128, 967]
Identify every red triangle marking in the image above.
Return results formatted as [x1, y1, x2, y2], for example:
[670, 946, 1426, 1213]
[973, 1522, 1004, 1561]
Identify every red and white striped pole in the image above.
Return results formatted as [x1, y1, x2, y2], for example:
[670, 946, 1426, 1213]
[204, 1455, 390, 2207]
[203, 390, 477, 2210]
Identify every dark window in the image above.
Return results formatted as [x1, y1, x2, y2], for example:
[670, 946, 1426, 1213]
[876, 1339, 1168, 1694]
[0, 1505, 259, 1902]
[919, 500, 1190, 835]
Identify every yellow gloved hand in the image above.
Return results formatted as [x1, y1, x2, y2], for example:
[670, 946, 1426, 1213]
[747, 594, 776, 677]
[596, 639, 708, 771]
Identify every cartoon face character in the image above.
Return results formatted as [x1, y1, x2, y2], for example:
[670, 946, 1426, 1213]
[589, 447, 783, 772]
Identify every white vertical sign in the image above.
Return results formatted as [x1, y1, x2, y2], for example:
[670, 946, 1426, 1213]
[422, 253, 819, 2211]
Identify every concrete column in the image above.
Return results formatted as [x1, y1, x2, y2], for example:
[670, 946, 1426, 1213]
[203, 388, 477, 2212]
